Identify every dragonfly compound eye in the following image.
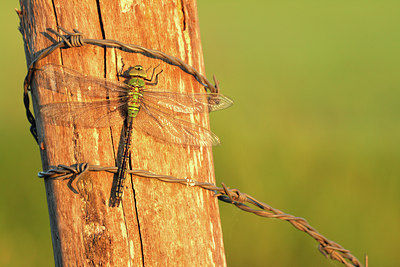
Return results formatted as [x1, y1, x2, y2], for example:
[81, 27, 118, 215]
[129, 65, 146, 78]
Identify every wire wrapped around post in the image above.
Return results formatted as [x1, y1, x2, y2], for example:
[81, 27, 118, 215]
[23, 26, 221, 143]
[38, 163, 365, 267]
[25, 26, 365, 267]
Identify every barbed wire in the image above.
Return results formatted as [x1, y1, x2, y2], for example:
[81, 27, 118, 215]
[39, 163, 366, 267]
[22, 26, 366, 267]
[23, 26, 220, 143]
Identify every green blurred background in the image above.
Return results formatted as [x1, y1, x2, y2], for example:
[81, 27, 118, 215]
[1, 0, 399, 266]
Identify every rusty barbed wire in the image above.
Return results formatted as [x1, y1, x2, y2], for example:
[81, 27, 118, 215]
[38, 163, 365, 267]
[22, 26, 220, 143]
[22, 25, 366, 267]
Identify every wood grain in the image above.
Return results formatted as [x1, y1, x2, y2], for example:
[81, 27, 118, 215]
[19, 0, 226, 265]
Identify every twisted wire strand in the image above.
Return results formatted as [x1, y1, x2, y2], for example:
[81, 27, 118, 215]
[23, 26, 220, 143]
[38, 163, 365, 267]
[23, 26, 365, 267]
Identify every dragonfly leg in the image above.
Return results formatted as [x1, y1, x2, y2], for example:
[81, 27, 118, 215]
[145, 65, 155, 73]
[117, 58, 127, 77]
[145, 64, 159, 81]
[145, 65, 163, 86]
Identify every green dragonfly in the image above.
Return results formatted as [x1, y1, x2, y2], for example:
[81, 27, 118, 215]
[35, 63, 233, 206]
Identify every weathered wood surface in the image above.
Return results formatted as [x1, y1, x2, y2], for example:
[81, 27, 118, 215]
[19, 0, 226, 265]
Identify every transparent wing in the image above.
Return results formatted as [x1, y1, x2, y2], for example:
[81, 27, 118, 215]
[142, 90, 233, 114]
[40, 97, 128, 128]
[35, 64, 130, 99]
[133, 103, 220, 146]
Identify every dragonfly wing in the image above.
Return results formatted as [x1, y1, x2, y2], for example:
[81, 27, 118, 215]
[40, 98, 127, 128]
[142, 91, 233, 114]
[133, 103, 220, 146]
[35, 64, 130, 99]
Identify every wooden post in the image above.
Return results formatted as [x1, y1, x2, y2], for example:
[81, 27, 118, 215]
[19, 0, 226, 265]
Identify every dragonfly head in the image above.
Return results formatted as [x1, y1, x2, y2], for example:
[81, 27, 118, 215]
[129, 65, 147, 78]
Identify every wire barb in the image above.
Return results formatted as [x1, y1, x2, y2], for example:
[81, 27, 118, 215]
[46, 27, 84, 48]
[38, 163, 365, 267]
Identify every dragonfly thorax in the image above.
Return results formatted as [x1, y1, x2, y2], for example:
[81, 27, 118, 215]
[128, 77, 146, 87]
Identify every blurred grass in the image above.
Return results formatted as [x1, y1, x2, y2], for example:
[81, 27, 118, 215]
[0, 1, 52, 267]
[1, 0, 399, 266]
[198, 1, 400, 266]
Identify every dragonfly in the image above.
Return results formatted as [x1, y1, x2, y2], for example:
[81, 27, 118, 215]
[35, 63, 233, 207]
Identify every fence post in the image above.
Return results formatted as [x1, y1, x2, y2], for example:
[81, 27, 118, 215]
[19, 0, 226, 265]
